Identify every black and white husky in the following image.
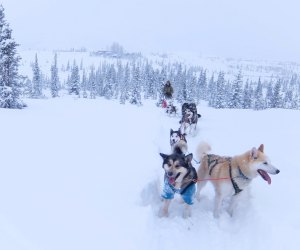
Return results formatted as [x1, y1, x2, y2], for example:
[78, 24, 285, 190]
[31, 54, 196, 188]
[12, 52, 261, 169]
[159, 152, 198, 217]
[170, 129, 188, 155]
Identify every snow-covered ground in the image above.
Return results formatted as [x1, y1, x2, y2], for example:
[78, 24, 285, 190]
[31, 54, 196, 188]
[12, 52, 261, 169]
[1, 97, 299, 250]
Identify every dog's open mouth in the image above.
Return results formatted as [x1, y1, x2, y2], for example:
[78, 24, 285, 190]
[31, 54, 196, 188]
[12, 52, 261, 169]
[257, 169, 271, 184]
[168, 173, 181, 185]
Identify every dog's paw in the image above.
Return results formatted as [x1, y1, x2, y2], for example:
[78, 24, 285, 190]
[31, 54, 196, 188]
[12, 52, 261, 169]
[158, 207, 169, 218]
[182, 205, 191, 218]
[195, 193, 201, 202]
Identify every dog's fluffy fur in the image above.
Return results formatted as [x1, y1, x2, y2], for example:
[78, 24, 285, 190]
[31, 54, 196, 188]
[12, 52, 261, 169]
[159, 153, 197, 218]
[166, 104, 177, 116]
[196, 142, 280, 218]
[170, 129, 188, 155]
[180, 102, 201, 134]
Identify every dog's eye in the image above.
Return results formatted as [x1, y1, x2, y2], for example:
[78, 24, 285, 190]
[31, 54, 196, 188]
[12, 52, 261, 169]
[174, 165, 180, 169]
[263, 162, 268, 165]
[167, 163, 172, 167]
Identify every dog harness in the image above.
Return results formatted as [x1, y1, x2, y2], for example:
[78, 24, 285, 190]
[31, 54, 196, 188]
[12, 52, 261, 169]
[161, 176, 196, 205]
[207, 154, 250, 195]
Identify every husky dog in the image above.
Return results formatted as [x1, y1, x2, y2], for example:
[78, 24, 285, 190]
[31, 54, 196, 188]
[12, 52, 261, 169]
[166, 104, 177, 116]
[196, 142, 280, 218]
[180, 102, 201, 134]
[159, 153, 198, 218]
[170, 129, 188, 155]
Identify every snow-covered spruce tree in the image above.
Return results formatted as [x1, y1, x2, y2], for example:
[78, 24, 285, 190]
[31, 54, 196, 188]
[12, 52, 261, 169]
[103, 64, 116, 99]
[81, 69, 88, 98]
[31, 53, 43, 98]
[119, 63, 130, 104]
[290, 92, 300, 109]
[265, 81, 274, 108]
[175, 64, 188, 103]
[214, 71, 226, 108]
[69, 61, 80, 96]
[242, 79, 253, 109]
[129, 63, 142, 105]
[143, 61, 152, 99]
[23, 78, 32, 98]
[271, 79, 283, 108]
[50, 53, 59, 97]
[114, 61, 123, 99]
[185, 69, 197, 103]
[228, 71, 243, 109]
[283, 88, 294, 109]
[197, 70, 207, 102]
[207, 74, 216, 107]
[253, 78, 265, 110]
[89, 66, 96, 99]
[0, 5, 25, 108]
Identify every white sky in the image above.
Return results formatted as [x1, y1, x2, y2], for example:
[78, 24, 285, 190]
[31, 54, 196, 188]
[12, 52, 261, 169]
[2, 0, 300, 62]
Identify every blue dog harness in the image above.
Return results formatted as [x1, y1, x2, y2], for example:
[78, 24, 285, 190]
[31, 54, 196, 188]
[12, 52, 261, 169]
[161, 176, 196, 205]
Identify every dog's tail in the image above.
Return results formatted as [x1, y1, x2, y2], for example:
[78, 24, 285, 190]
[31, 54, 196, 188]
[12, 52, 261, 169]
[196, 142, 211, 161]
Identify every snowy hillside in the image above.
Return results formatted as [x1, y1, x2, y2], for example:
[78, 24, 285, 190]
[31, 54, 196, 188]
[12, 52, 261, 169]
[1, 97, 299, 250]
[19, 49, 300, 82]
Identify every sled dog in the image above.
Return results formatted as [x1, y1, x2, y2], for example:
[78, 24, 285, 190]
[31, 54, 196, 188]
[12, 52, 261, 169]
[166, 104, 177, 116]
[170, 129, 188, 155]
[159, 153, 197, 218]
[196, 142, 280, 218]
[180, 102, 201, 134]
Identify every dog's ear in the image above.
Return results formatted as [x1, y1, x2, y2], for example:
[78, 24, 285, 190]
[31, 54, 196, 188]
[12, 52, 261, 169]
[160, 153, 168, 160]
[251, 147, 258, 159]
[170, 129, 173, 135]
[185, 153, 193, 163]
[258, 144, 264, 153]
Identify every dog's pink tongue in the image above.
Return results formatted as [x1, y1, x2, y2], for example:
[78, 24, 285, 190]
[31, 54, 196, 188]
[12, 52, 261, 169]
[169, 177, 175, 185]
[258, 170, 272, 185]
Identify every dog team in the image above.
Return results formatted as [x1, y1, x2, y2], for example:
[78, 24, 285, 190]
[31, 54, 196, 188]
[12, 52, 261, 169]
[159, 102, 280, 218]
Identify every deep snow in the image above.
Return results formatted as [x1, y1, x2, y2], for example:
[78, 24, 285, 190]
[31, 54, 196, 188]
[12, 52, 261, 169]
[1, 97, 299, 250]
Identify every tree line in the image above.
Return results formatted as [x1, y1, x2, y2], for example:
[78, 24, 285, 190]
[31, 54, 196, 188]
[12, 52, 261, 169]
[1, 4, 300, 110]
[26, 53, 300, 110]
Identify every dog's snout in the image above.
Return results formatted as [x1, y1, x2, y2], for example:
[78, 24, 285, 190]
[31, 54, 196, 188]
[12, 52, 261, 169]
[167, 171, 173, 177]
[276, 169, 280, 174]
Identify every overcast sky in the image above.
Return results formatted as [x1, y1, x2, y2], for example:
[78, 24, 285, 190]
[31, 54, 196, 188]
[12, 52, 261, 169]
[1, 0, 300, 62]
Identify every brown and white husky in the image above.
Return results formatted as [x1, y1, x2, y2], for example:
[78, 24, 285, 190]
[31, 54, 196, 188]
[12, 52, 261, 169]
[196, 142, 280, 218]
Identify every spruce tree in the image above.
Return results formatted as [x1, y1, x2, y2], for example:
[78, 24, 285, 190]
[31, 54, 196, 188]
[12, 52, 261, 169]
[103, 64, 116, 99]
[69, 61, 80, 96]
[215, 72, 226, 108]
[129, 64, 142, 105]
[81, 69, 88, 98]
[242, 80, 252, 109]
[207, 74, 216, 107]
[254, 78, 265, 110]
[32, 53, 43, 98]
[50, 53, 59, 97]
[0, 5, 25, 108]
[119, 63, 130, 104]
[271, 79, 282, 108]
[229, 71, 243, 109]
[265, 81, 274, 108]
[197, 70, 207, 101]
[89, 66, 96, 99]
